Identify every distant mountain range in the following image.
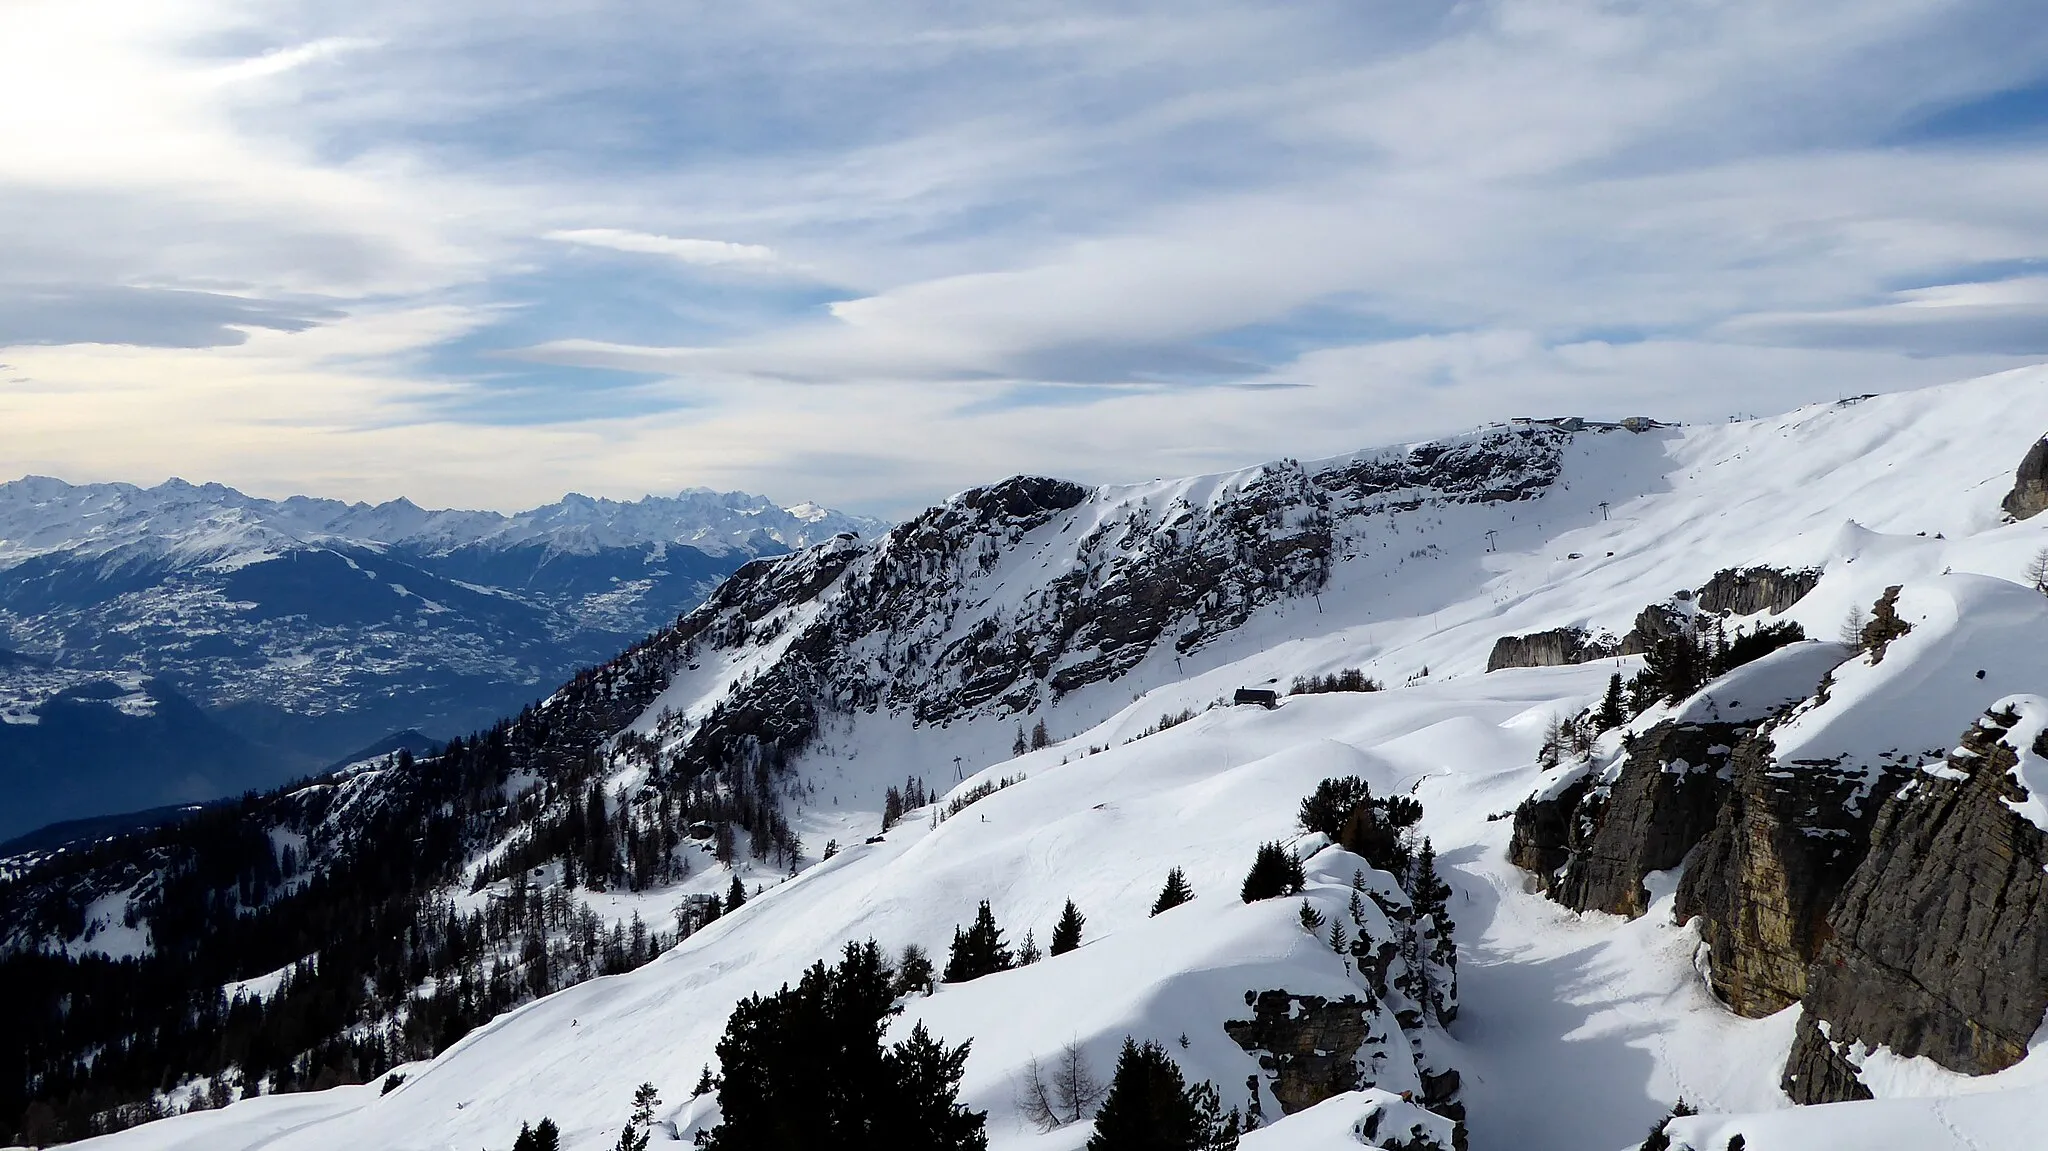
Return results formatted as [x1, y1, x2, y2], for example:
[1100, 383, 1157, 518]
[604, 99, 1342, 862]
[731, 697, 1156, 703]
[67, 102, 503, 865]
[0, 477, 887, 841]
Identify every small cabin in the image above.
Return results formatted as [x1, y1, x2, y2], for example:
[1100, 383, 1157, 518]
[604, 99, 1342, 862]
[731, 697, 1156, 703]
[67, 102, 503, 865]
[1234, 687, 1280, 709]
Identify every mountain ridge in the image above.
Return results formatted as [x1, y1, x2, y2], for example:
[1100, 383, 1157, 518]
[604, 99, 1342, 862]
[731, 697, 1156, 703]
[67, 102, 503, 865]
[6, 367, 2048, 1150]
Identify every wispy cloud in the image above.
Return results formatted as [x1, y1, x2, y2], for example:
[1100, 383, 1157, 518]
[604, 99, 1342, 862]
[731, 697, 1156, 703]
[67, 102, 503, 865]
[3, 0, 2048, 514]
[545, 229, 781, 268]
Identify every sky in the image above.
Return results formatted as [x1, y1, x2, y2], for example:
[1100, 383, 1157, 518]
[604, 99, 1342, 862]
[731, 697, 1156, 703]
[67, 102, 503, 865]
[2, 0, 2047, 518]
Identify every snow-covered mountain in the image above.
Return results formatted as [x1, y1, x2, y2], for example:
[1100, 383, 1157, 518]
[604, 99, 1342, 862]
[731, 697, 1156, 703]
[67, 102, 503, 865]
[0, 478, 887, 840]
[9, 368, 2048, 1151]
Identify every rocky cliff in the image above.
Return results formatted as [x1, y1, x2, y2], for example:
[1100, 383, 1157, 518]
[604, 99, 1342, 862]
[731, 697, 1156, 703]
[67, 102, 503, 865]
[2002, 435, 2048, 521]
[1675, 738, 1907, 1017]
[1510, 720, 1743, 917]
[1782, 699, 2048, 1103]
[1695, 566, 1822, 617]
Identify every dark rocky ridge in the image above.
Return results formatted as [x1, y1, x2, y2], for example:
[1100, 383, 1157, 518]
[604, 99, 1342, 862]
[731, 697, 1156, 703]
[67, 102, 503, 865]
[656, 429, 1574, 781]
[1783, 703, 2048, 1103]
[1509, 720, 1744, 917]
[2003, 435, 2048, 521]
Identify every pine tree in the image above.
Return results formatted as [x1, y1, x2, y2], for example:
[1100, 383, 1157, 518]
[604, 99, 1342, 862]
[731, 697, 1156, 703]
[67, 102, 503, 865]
[1239, 842, 1305, 902]
[1151, 867, 1194, 916]
[1050, 899, 1085, 956]
[513, 1118, 561, 1151]
[698, 940, 987, 1150]
[1031, 718, 1050, 750]
[726, 874, 747, 912]
[1298, 900, 1325, 934]
[1085, 1038, 1239, 1151]
[1405, 838, 1458, 1024]
[613, 1081, 659, 1151]
[1327, 919, 1348, 953]
[944, 901, 1014, 983]
[1013, 727, 1030, 756]
[1019, 929, 1042, 965]
[1297, 776, 1373, 837]
[1597, 673, 1627, 728]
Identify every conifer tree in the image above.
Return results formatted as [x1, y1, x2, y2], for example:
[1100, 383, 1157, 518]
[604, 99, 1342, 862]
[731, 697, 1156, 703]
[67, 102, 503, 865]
[1597, 673, 1626, 728]
[1151, 867, 1194, 916]
[726, 874, 747, 912]
[1239, 842, 1305, 902]
[613, 1082, 659, 1151]
[513, 1117, 561, 1151]
[1085, 1038, 1240, 1151]
[1019, 929, 1042, 965]
[698, 940, 987, 1150]
[1298, 901, 1325, 934]
[1050, 900, 1085, 956]
[944, 901, 1014, 983]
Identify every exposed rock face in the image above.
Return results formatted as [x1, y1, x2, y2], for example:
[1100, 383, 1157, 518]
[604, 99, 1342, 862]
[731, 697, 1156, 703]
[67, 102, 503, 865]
[1485, 626, 1618, 673]
[1695, 566, 1822, 617]
[1225, 989, 1465, 1148]
[2003, 435, 2048, 521]
[1225, 991, 1374, 1114]
[1781, 704, 2048, 1103]
[1618, 603, 1686, 657]
[653, 429, 1576, 781]
[1675, 738, 1907, 1017]
[1509, 720, 1743, 917]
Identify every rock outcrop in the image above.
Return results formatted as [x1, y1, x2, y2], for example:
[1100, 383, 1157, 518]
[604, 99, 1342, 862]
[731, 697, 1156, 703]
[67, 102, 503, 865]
[2003, 434, 2048, 521]
[1226, 990, 1465, 1149]
[1781, 701, 2048, 1103]
[1484, 626, 1618, 672]
[1675, 739, 1907, 1017]
[1226, 991, 1376, 1114]
[1509, 720, 1743, 917]
[1695, 566, 1822, 617]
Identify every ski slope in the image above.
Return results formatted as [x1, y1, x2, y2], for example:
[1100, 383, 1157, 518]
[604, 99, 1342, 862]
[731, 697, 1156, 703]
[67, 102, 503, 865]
[56, 366, 2048, 1151]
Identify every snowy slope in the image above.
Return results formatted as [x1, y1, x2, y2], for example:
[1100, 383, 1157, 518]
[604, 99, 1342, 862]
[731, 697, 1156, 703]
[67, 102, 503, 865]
[43, 366, 2048, 1151]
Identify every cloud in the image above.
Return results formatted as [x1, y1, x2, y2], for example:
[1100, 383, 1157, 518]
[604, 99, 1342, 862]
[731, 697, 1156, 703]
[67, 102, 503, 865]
[545, 229, 781, 268]
[6, 0, 2048, 516]
[0, 285, 343, 349]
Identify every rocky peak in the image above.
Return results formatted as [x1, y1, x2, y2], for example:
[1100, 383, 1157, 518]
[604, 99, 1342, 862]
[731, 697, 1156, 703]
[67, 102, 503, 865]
[651, 428, 1575, 780]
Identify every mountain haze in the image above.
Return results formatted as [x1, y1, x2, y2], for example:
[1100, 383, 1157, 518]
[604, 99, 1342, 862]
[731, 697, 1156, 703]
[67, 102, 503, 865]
[0, 479, 885, 840]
